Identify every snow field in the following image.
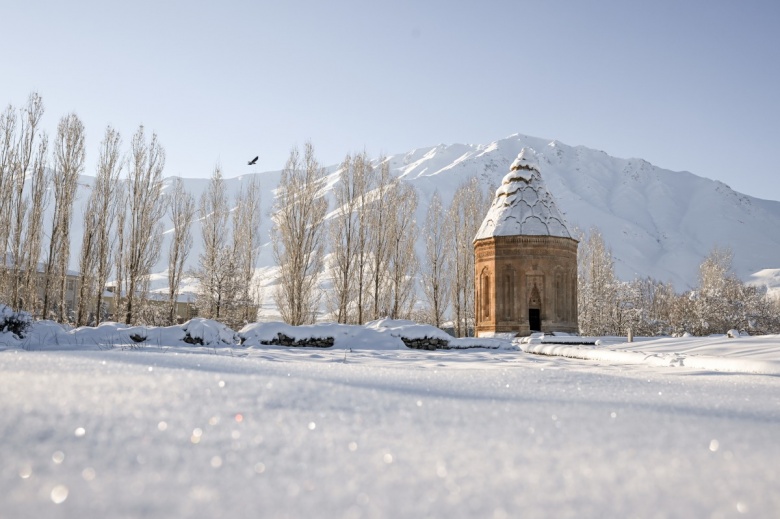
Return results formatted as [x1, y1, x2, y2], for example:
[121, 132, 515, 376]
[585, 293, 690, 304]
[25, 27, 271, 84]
[521, 334, 780, 375]
[2, 319, 780, 517]
[4, 318, 778, 376]
[1, 348, 779, 518]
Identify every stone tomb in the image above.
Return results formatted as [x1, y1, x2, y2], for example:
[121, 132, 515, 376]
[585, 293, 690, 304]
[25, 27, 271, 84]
[473, 148, 578, 337]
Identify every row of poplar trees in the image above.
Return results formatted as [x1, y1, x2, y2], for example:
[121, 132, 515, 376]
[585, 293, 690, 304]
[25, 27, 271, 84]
[0, 93, 261, 328]
[272, 153, 780, 337]
[2, 92, 490, 334]
[270, 142, 493, 335]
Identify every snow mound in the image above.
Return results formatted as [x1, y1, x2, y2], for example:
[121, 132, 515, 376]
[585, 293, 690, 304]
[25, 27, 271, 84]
[181, 318, 238, 346]
[365, 318, 453, 341]
[237, 319, 514, 350]
[240, 321, 407, 350]
[366, 318, 514, 350]
[11, 320, 73, 350]
[4, 318, 513, 353]
[10, 319, 236, 351]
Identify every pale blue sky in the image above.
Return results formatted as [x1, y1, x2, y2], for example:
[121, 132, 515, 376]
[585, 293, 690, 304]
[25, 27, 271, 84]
[3, 0, 779, 200]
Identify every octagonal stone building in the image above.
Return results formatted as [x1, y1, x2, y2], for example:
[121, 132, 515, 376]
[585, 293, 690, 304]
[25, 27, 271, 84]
[474, 148, 578, 337]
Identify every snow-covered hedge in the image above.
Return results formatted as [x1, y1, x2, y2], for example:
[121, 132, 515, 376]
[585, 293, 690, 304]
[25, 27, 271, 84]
[0, 304, 32, 338]
[238, 319, 470, 350]
[6, 316, 513, 352]
[182, 318, 238, 346]
[239, 322, 343, 348]
[366, 319, 509, 350]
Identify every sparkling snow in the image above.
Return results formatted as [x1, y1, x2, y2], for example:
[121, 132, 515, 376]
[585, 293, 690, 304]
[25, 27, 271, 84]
[1, 321, 780, 518]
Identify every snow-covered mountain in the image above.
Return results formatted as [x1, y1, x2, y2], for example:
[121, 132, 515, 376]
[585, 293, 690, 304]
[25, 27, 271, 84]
[62, 133, 780, 306]
[376, 134, 780, 293]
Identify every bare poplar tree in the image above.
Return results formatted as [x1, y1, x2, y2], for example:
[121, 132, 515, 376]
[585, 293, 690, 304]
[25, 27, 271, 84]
[7, 93, 46, 310]
[232, 177, 262, 324]
[352, 152, 374, 324]
[76, 127, 122, 326]
[113, 183, 127, 321]
[19, 131, 49, 314]
[324, 151, 374, 323]
[76, 187, 99, 326]
[327, 153, 360, 323]
[0, 96, 40, 305]
[272, 142, 328, 325]
[42, 113, 85, 321]
[167, 178, 195, 324]
[367, 158, 395, 321]
[120, 126, 167, 324]
[0, 104, 18, 298]
[447, 177, 490, 336]
[195, 166, 232, 321]
[92, 128, 122, 324]
[421, 190, 451, 328]
[0, 93, 50, 313]
[386, 181, 419, 320]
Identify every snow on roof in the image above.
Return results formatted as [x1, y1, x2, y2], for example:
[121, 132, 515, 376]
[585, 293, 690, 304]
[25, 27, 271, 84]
[474, 147, 573, 241]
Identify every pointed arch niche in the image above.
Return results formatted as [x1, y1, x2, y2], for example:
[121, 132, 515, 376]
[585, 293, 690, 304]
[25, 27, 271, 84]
[501, 266, 516, 321]
[554, 266, 565, 321]
[479, 267, 491, 322]
[527, 273, 543, 332]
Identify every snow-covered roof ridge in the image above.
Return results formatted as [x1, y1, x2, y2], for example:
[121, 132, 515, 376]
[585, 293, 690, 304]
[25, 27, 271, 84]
[474, 147, 574, 241]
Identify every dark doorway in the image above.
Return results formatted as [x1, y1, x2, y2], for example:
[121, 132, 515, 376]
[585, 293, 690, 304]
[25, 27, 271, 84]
[529, 309, 541, 332]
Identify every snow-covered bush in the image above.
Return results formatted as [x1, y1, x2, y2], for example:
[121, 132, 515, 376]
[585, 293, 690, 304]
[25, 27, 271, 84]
[0, 304, 32, 338]
[239, 322, 342, 348]
[181, 318, 238, 346]
[578, 232, 780, 337]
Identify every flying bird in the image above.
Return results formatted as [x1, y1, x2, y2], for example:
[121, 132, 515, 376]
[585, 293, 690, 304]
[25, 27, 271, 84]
[248, 156, 258, 166]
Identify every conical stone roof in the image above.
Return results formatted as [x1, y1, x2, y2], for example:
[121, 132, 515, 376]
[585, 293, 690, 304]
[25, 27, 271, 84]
[474, 147, 573, 241]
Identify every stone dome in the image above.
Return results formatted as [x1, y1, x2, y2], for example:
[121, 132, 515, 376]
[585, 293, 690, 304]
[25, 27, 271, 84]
[474, 148, 573, 241]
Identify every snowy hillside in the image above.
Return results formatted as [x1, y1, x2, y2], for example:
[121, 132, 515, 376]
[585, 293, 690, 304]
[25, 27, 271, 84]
[59, 134, 780, 310]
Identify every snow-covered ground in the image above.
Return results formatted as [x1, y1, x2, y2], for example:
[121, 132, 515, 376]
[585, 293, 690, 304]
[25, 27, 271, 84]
[1, 320, 780, 518]
[522, 333, 780, 376]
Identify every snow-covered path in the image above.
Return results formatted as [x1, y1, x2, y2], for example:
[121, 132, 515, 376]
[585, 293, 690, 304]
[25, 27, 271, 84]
[2, 349, 779, 518]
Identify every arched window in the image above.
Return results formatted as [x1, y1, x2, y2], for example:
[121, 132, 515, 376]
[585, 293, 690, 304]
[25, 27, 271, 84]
[481, 269, 491, 320]
[503, 267, 515, 320]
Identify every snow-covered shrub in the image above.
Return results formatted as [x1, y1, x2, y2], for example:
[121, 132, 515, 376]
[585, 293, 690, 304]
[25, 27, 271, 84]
[0, 304, 32, 338]
[239, 322, 340, 348]
[367, 319, 452, 349]
[182, 318, 238, 346]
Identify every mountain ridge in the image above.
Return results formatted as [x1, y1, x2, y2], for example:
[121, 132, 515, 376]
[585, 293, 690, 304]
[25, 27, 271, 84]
[59, 133, 780, 307]
[375, 134, 780, 291]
